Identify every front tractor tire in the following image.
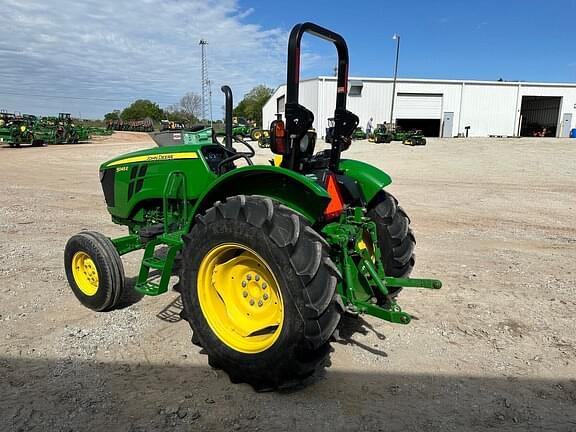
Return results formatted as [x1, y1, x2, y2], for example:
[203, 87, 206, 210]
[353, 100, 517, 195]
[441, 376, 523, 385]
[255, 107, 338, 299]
[64, 231, 125, 311]
[250, 129, 262, 141]
[367, 191, 416, 300]
[180, 195, 342, 390]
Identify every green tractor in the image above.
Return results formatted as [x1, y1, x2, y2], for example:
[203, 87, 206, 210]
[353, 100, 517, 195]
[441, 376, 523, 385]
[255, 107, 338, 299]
[64, 22, 441, 390]
[401, 129, 426, 146]
[352, 127, 367, 140]
[0, 113, 38, 147]
[231, 117, 255, 140]
[372, 123, 393, 143]
[372, 123, 427, 146]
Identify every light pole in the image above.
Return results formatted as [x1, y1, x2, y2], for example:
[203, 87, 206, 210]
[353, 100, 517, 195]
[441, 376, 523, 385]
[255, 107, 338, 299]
[389, 33, 400, 125]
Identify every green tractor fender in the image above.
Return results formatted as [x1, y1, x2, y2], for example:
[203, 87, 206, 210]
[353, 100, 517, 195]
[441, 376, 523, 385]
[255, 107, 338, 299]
[188, 165, 331, 229]
[339, 159, 392, 204]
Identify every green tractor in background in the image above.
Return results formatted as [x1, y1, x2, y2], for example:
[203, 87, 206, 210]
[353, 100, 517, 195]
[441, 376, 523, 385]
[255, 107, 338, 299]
[231, 116, 257, 140]
[0, 113, 39, 147]
[33, 113, 86, 145]
[54, 113, 81, 144]
[372, 123, 393, 143]
[372, 123, 427, 146]
[352, 127, 367, 140]
[64, 22, 441, 390]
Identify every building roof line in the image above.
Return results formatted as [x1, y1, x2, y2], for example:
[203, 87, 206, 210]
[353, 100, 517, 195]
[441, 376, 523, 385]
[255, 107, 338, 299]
[316, 76, 576, 88]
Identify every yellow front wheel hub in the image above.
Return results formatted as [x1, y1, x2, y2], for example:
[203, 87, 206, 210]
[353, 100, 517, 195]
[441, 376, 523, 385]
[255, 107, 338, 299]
[72, 251, 99, 296]
[197, 243, 284, 354]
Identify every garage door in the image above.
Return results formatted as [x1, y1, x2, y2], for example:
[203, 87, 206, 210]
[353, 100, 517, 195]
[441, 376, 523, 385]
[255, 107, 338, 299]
[395, 93, 443, 119]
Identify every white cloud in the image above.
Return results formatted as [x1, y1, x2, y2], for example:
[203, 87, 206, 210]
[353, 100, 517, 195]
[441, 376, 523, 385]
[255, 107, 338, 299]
[0, 0, 291, 118]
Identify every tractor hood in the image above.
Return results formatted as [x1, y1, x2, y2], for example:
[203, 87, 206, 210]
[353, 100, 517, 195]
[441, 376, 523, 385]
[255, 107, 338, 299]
[100, 146, 200, 170]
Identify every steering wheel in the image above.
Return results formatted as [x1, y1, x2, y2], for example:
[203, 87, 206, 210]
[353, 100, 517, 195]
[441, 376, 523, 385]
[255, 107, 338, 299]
[216, 135, 255, 175]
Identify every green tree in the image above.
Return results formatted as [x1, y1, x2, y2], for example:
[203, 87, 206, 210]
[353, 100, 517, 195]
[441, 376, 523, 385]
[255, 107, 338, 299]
[233, 85, 274, 127]
[121, 99, 164, 122]
[104, 111, 120, 121]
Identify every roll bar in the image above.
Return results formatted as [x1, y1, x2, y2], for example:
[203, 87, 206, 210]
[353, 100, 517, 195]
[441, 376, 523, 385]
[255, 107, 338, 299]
[286, 22, 349, 110]
[284, 23, 358, 172]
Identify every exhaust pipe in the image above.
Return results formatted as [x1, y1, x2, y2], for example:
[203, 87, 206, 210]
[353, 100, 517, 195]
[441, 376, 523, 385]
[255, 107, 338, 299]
[221, 85, 233, 149]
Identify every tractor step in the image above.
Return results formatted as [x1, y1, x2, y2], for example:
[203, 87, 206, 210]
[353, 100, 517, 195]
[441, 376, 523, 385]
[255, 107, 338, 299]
[142, 256, 166, 270]
[135, 281, 164, 296]
[135, 239, 182, 297]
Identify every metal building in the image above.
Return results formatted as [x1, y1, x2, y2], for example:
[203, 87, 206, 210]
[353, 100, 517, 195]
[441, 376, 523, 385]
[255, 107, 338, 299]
[262, 77, 576, 138]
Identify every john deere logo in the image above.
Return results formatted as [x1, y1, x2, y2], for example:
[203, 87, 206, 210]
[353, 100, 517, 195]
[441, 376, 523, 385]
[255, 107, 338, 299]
[146, 154, 174, 161]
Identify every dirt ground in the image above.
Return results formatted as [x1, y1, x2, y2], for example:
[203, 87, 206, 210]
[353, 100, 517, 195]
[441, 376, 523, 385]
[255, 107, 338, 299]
[1, 132, 575, 432]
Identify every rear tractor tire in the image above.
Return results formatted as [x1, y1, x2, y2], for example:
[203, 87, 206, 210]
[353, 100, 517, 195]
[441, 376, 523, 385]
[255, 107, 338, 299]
[367, 191, 416, 301]
[64, 231, 125, 311]
[179, 195, 342, 390]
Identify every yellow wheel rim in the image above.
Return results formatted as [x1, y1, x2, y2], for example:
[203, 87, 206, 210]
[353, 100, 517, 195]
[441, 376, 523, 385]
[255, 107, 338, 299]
[253, 131, 262, 140]
[72, 251, 99, 296]
[197, 243, 284, 354]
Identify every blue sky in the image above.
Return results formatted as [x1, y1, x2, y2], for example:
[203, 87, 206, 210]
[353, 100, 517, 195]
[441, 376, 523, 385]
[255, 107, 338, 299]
[0, 0, 574, 118]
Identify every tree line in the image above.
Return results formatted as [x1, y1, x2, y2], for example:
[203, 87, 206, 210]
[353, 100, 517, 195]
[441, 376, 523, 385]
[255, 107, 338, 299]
[104, 85, 274, 127]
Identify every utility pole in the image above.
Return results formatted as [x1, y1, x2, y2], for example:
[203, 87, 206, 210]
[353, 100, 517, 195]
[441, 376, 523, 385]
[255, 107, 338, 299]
[199, 39, 209, 122]
[390, 34, 400, 125]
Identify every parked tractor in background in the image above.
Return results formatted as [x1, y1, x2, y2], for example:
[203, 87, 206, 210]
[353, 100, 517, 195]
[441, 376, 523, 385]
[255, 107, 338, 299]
[231, 116, 256, 140]
[371, 123, 426, 146]
[352, 127, 367, 140]
[256, 129, 271, 147]
[63, 22, 441, 391]
[0, 113, 40, 147]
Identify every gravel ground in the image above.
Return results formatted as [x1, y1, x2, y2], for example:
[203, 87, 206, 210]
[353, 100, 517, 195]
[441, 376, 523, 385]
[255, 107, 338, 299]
[1, 132, 575, 431]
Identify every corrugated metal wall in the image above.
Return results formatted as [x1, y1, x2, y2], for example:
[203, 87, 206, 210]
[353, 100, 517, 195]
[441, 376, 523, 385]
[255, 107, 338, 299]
[262, 85, 285, 129]
[262, 78, 576, 137]
[262, 80, 318, 131]
[459, 83, 518, 136]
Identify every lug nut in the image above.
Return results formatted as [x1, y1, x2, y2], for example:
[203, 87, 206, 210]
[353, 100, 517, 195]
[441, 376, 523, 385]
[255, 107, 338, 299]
[249, 299, 255, 306]
[246, 274, 252, 281]
[263, 293, 269, 300]
[258, 300, 263, 307]
[262, 283, 267, 289]
[255, 275, 260, 281]
[242, 291, 248, 298]
[241, 281, 247, 288]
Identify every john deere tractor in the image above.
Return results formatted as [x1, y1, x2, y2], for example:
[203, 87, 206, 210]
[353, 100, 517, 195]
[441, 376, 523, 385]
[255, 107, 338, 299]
[64, 23, 441, 390]
[371, 123, 426, 146]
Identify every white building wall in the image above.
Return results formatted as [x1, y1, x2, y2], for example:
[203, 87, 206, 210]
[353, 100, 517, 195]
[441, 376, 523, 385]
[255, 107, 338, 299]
[318, 78, 463, 137]
[262, 77, 576, 138]
[318, 78, 391, 137]
[262, 79, 319, 130]
[460, 83, 518, 136]
[262, 85, 286, 129]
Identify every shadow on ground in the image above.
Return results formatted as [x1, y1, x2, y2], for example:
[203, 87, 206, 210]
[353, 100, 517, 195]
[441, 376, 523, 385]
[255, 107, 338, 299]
[1, 356, 575, 432]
